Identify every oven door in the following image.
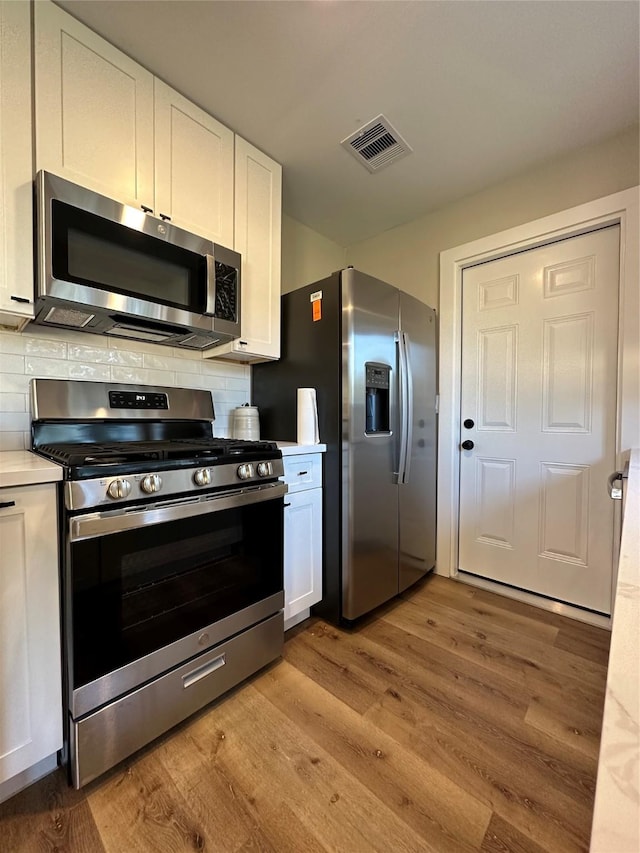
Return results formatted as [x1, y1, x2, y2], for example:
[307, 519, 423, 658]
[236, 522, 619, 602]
[65, 482, 285, 718]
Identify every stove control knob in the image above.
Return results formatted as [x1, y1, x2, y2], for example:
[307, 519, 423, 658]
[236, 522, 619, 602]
[140, 474, 162, 494]
[237, 463, 254, 480]
[107, 478, 131, 500]
[193, 467, 212, 487]
[256, 462, 272, 478]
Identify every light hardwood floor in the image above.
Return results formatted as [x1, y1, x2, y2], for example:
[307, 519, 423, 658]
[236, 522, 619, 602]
[0, 574, 610, 852]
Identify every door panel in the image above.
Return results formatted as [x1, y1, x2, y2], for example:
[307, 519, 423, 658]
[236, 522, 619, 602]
[34, 1, 154, 208]
[154, 80, 234, 246]
[0, 484, 62, 784]
[342, 270, 398, 620]
[399, 294, 437, 591]
[459, 226, 619, 613]
[478, 325, 517, 430]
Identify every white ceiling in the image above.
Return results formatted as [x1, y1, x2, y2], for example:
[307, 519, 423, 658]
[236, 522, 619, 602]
[55, 0, 639, 246]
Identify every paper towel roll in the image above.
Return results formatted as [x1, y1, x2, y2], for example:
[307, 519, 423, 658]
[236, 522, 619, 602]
[297, 388, 319, 445]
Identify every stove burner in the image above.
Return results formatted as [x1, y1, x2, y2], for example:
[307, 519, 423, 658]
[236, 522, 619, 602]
[36, 438, 279, 469]
[29, 380, 283, 488]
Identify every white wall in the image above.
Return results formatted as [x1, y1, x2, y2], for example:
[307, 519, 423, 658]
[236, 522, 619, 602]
[0, 327, 250, 451]
[281, 214, 346, 293]
[345, 126, 640, 309]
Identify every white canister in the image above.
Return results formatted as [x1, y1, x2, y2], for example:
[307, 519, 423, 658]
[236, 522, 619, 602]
[231, 405, 260, 440]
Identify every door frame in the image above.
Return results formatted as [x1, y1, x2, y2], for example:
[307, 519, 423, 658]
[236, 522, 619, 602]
[437, 187, 639, 616]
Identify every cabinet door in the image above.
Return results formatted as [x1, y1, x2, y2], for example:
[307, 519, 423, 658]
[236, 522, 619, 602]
[0, 0, 33, 324]
[284, 487, 322, 621]
[0, 484, 62, 785]
[154, 80, 234, 246]
[34, 0, 154, 209]
[207, 137, 282, 362]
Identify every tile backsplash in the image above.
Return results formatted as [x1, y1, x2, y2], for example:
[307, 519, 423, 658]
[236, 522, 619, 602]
[0, 326, 251, 451]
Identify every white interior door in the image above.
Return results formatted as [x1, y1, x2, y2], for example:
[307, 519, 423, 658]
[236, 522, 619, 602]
[458, 225, 619, 613]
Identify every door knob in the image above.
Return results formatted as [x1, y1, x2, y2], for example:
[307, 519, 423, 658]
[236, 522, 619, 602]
[460, 440, 474, 451]
[463, 418, 475, 429]
[607, 470, 624, 500]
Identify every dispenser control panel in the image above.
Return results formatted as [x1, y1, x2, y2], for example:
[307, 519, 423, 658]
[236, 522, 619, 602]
[365, 362, 390, 434]
[365, 364, 390, 389]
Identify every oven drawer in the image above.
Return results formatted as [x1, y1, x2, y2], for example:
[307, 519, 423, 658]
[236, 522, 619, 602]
[70, 611, 283, 788]
[282, 453, 322, 492]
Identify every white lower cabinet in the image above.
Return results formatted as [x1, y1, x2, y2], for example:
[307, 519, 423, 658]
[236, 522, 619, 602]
[282, 452, 323, 626]
[0, 484, 62, 790]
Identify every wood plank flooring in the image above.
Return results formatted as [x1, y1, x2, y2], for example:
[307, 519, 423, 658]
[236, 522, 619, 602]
[0, 574, 610, 852]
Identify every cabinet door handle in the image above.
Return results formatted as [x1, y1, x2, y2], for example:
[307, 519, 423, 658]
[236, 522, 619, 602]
[284, 502, 291, 507]
[0, 501, 16, 509]
[159, 213, 171, 221]
[298, 471, 308, 476]
[140, 205, 154, 214]
[10, 295, 30, 304]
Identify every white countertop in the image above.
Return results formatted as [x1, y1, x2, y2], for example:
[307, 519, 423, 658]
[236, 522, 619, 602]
[0, 450, 63, 488]
[590, 448, 640, 852]
[275, 441, 326, 455]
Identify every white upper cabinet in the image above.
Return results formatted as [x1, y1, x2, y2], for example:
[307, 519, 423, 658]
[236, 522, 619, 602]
[0, 0, 34, 325]
[34, 0, 154, 209]
[207, 137, 282, 363]
[154, 81, 234, 246]
[32, 0, 282, 361]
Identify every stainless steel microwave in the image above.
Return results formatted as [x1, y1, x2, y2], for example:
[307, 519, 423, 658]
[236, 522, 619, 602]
[33, 171, 241, 350]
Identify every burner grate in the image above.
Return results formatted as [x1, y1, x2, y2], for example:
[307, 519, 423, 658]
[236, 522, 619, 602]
[35, 438, 279, 468]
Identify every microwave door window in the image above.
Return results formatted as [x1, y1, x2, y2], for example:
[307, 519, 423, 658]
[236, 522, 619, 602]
[67, 227, 190, 306]
[51, 200, 205, 313]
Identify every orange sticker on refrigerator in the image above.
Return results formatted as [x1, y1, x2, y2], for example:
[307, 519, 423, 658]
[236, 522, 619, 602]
[310, 289, 322, 322]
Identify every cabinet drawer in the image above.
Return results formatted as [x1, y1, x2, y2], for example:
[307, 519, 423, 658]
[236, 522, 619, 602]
[72, 611, 283, 788]
[282, 454, 322, 492]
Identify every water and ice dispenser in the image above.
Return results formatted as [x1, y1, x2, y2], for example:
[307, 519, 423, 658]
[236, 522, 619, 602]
[365, 362, 390, 434]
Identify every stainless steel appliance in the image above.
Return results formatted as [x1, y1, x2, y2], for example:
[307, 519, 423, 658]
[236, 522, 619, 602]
[253, 267, 437, 623]
[30, 379, 285, 788]
[33, 171, 241, 350]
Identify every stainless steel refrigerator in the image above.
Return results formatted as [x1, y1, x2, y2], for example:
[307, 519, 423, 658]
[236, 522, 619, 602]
[253, 268, 437, 623]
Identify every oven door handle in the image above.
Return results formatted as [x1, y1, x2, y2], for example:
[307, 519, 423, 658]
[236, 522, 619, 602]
[69, 482, 288, 541]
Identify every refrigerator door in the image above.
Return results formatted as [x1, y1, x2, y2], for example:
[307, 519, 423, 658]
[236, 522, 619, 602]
[342, 269, 399, 620]
[398, 294, 437, 592]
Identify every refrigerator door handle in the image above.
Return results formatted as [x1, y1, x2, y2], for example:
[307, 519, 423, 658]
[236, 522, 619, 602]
[397, 330, 413, 484]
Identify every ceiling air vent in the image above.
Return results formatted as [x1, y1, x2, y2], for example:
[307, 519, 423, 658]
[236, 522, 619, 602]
[341, 115, 412, 173]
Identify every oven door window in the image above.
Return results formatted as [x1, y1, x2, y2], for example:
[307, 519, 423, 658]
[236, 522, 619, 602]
[51, 200, 206, 313]
[69, 498, 283, 690]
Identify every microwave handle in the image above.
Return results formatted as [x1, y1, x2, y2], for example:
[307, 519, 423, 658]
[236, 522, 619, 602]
[205, 253, 217, 317]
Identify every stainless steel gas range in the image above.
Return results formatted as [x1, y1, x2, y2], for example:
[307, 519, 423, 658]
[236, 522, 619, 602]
[30, 378, 286, 788]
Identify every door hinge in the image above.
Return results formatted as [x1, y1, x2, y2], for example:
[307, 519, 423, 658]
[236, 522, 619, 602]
[435, 394, 440, 415]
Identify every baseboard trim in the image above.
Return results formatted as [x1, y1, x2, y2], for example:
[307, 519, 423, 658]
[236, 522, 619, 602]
[456, 571, 612, 629]
[0, 753, 59, 805]
[284, 609, 311, 632]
